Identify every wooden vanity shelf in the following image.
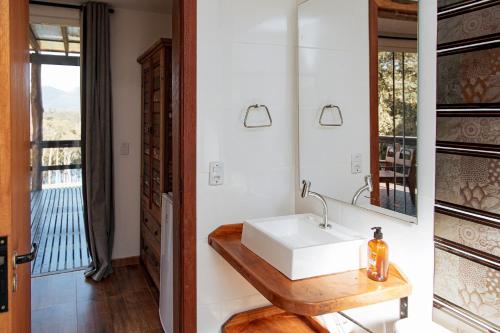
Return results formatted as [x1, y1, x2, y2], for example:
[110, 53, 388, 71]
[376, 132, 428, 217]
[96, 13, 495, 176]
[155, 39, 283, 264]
[223, 306, 328, 333]
[208, 224, 411, 318]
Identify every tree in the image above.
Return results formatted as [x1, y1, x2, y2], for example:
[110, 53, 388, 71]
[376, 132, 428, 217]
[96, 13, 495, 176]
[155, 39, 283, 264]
[378, 51, 418, 138]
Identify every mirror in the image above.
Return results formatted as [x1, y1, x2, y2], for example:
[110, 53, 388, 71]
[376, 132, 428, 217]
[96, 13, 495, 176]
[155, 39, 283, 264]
[298, 0, 418, 221]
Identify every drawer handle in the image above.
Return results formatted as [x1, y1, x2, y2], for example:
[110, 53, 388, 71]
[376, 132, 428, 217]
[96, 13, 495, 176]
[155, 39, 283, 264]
[154, 231, 159, 236]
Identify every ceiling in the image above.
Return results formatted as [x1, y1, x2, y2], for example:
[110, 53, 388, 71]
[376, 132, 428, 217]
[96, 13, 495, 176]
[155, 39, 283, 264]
[379, 17, 418, 38]
[29, 23, 81, 54]
[43, 0, 173, 14]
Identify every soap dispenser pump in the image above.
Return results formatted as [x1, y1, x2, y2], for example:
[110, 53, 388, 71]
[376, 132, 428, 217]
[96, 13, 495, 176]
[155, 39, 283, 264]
[367, 227, 389, 282]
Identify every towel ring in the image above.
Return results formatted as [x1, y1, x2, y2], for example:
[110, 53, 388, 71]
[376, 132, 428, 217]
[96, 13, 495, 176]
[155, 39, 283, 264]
[244, 104, 273, 128]
[319, 104, 343, 127]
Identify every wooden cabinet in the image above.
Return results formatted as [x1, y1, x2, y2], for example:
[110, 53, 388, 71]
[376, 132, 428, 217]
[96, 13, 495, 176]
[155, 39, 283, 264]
[137, 39, 172, 289]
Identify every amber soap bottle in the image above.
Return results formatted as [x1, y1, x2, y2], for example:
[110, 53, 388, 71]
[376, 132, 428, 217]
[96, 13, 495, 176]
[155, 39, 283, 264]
[367, 227, 389, 282]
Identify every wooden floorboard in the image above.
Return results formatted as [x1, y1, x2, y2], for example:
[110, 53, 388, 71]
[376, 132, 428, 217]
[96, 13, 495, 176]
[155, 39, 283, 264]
[31, 265, 164, 333]
[31, 187, 91, 277]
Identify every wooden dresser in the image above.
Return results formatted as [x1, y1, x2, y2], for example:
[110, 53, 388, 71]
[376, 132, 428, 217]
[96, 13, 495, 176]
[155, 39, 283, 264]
[137, 39, 172, 289]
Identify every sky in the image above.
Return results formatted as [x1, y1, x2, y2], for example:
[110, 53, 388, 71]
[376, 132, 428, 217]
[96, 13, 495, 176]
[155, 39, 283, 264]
[41, 64, 80, 92]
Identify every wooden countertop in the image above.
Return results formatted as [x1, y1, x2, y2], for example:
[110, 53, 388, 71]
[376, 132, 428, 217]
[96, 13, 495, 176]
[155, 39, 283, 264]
[208, 224, 411, 317]
[223, 306, 329, 333]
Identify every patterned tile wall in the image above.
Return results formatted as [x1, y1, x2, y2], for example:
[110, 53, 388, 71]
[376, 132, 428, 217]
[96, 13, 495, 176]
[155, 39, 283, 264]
[434, 249, 499, 327]
[435, 1, 500, 331]
[435, 153, 500, 216]
[435, 212, 500, 255]
[438, 4, 500, 47]
[437, 117, 500, 145]
[437, 47, 500, 107]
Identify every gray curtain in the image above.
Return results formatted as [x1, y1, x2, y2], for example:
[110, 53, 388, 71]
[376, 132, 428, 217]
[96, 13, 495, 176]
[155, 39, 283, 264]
[81, 1, 114, 281]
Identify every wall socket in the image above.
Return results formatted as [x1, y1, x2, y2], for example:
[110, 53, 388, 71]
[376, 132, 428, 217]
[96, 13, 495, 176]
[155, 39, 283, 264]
[209, 161, 224, 186]
[351, 153, 362, 174]
[120, 142, 130, 156]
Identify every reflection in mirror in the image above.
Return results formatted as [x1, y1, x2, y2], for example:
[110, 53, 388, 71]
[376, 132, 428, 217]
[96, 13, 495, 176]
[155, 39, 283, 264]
[370, 0, 418, 217]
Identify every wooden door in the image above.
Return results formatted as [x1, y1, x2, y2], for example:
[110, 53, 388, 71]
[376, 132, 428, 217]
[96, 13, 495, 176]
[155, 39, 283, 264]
[0, 0, 31, 332]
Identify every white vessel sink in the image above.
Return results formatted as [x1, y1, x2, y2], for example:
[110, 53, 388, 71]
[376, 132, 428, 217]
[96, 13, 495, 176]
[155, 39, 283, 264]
[241, 214, 367, 280]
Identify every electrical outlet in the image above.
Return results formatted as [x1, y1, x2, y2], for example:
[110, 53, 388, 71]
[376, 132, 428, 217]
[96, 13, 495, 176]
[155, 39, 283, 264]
[351, 153, 362, 174]
[120, 142, 130, 156]
[209, 162, 224, 186]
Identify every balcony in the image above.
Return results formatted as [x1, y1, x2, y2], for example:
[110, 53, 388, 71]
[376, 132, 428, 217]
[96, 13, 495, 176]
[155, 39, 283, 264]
[378, 135, 417, 217]
[30, 140, 90, 276]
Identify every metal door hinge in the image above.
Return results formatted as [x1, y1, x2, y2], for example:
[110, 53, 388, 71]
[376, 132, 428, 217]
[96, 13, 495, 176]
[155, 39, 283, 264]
[400, 297, 409, 319]
[0, 237, 7, 312]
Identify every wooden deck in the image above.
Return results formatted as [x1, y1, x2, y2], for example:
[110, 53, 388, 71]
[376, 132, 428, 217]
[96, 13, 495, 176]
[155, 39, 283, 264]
[30, 186, 91, 276]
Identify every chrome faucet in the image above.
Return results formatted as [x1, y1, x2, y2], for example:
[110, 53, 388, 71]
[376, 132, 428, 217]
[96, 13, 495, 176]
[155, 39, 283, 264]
[301, 180, 331, 229]
[352, 175, 373, 205]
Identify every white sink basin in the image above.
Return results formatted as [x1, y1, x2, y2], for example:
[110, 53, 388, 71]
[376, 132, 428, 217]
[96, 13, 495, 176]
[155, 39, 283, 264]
[241, 214, 367, 280]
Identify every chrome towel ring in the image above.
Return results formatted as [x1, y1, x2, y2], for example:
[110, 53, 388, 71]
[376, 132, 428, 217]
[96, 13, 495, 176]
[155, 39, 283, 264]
[244, 104, 273, 128]
[319, 104, 343, 127]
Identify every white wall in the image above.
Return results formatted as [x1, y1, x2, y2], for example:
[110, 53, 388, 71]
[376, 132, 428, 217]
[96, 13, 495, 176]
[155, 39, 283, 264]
[197, 0, 436, 332]
[196, 0, 299, 331]
[111, 8, 172, 259]
[298, 0, 371, 205]
[297, 2, 437, 332]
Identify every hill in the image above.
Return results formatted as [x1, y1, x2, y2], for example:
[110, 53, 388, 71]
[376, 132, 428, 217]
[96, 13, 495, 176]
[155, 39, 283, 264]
[42, 86, 80, 112]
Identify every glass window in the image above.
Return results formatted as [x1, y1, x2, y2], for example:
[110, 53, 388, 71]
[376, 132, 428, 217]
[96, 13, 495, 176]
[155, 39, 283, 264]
[40, 65, 81, 141]
[68, 42, 80, 53]
[30, 24, 81, 54]
[38, 40, 65, 52]
[66, 26, 80, 42]
[32, 23, 63, 41]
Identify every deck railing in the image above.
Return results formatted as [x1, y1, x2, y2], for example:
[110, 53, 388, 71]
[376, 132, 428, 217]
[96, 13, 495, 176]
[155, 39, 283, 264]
[30, 140, 82, 188]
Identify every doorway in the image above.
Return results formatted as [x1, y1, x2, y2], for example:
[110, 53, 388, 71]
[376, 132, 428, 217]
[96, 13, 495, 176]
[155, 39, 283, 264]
[0, 0, 197, 331]
[29, 23, 88, 276]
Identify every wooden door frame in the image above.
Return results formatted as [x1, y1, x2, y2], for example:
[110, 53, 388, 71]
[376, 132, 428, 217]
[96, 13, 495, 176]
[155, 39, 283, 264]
[0, 0, 31, 332]
[172, 0, 197, 332]
[369, 0, 380, 207]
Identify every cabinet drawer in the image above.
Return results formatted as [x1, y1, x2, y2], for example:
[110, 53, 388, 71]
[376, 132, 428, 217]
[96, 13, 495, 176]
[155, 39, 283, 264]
[140, 225, 161, 289]
[142, 210, 161, 243]
[140, 246, 160, 289]
[141, 222, 160, 259]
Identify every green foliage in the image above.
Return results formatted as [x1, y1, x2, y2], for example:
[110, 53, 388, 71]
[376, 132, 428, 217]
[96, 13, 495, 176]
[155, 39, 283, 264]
[378, 51, 418, 137]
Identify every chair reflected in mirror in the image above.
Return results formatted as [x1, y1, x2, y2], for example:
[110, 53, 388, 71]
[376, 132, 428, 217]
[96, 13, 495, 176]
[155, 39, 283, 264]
[378, 143, 417, 216]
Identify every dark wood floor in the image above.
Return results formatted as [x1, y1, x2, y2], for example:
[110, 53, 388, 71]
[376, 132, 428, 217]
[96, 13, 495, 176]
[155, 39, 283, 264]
[31, 265, 163, 333]
[31, 187, 91, 276]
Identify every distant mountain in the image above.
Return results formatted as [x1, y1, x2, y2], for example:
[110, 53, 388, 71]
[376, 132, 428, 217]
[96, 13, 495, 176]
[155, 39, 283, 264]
[42, 86, 80, 112]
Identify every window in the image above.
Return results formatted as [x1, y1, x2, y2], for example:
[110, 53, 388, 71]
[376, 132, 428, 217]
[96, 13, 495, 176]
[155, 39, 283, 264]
[30, 24, 82, 189]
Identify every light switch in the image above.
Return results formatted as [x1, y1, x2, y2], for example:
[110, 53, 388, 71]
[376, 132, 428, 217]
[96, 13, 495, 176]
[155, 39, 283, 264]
[351, 153, 362, 174]
[209, 162, 224, 186]
[120, 142, 130, 156]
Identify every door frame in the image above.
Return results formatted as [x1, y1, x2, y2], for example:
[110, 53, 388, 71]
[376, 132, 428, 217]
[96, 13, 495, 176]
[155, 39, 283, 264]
[0, 0, 31, 332]
[0, 0, 198, 331]
[172, 0, 197, 332]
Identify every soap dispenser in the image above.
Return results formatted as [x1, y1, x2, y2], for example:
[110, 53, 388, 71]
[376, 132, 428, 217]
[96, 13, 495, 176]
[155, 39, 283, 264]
[367, 227, 389, 282]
